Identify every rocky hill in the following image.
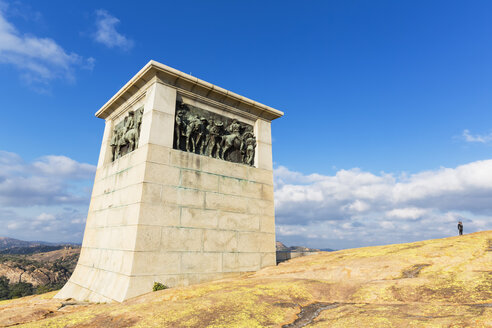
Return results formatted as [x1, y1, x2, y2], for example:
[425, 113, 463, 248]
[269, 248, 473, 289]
[1, 231, 490, 327]
[0, 247, 80, 301]
[0, 248, 80, 287]
[276, 241, 322, 252]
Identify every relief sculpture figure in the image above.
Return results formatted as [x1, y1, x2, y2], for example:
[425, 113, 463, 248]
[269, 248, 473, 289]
[123, 111, 138, 152]
[242, 127, 256, 166]
[205, 120, 223, 158]
[173, 101, 255, 166]
[110, 126, 118, 161]
[175, 107, 185, 150]
[110, 107, 144, 161]
[221, 119, 242, 160]
[185, 115, 202, 153]
[197, 117, 208, 155]
[110, 125, 123, 161]
[245, 135, 256, 166]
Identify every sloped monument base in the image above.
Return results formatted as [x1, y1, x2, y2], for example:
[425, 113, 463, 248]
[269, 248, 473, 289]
[55, 61, 283, 302]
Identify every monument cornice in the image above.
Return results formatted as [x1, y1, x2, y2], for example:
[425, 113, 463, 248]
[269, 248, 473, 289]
[95, 60, 284, 121]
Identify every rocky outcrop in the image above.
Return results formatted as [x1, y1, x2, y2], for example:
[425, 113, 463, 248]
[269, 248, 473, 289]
[0, 264, 67, 286]
[276, 241, 289, 251]
[1, 231, 490, 327]
[276, 241, 321, 252]
[0, 248, 80, 286]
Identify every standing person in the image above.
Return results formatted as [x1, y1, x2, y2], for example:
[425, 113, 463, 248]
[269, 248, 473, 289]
[457, 221, 463, 236]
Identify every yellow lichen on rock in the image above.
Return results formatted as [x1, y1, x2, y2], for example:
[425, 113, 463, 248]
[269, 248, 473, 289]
[2, 230, 490, 327]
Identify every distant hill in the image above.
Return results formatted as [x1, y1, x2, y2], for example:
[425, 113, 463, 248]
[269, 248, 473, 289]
[0, 245, 71, 255]
[0, 237, 80, 254]
[0, 237, 41, 250]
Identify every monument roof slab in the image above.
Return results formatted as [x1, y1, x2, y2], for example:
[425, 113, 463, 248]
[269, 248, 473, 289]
[96, 60, 284, 121]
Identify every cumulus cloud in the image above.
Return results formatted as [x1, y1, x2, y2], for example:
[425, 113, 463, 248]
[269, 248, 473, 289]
[274, 161, 492, 249]
[1, 207, 87, 242]
[386, 207, 428, 219]
[0, 4, 92, 89]
[31, 155, 95, 179]
[462, 129, 492, 143]
[35, 213, 56, 222]
[0, 151, 95, 207]
[94, 10, 133, 50]
[0, 151, 93, 242]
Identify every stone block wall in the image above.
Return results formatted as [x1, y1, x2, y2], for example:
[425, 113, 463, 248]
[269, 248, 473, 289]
[57, 146, 148, 302]
[56, 61, 282, 302]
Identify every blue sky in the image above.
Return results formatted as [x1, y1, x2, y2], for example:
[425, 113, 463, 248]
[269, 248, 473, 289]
[1, 0, 491, 249]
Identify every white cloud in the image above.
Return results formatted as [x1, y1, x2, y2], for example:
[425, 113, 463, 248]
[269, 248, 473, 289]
[32, 155, 96, 179]
[343, 200, 370, 213]
[0, 151, 92, 243]
[2, 207, 87, 242]
[94, 10, 133, 50]
[462, 129, 492, 143]
[379, 221, 395, 229]
[277, 225, 307, 236]
[0, 151, 96, 207]
[386, 207, 428, 219]
[36, 213, 55, 221]
[7, 222, 19, 230]
[274, 161, 492, 249]
[2, 149, 490, 248]
[0, 5, 92, 89]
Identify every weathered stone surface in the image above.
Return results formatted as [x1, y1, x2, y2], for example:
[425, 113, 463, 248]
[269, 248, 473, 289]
[217, 212, 260, 232]
[131, 252, 180, 275]
[181, 208, 218, 229]
[181, 252, 222, 273]
[160, 227, 202, 252]
[203, 230, 237, 252]
[181, 170, 219, 192]
[205, 192, 248, 213]
[259, 215, 276, 233]
[237, 232, 276, 253]
[138, 203, 180, 227]
[143, 162, 180, 186]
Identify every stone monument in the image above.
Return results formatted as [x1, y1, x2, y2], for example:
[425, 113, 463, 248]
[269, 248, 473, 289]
[55, 60, 283, 302]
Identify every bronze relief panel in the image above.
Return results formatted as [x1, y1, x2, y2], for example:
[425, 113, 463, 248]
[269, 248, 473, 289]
[173, 101, 256, 166]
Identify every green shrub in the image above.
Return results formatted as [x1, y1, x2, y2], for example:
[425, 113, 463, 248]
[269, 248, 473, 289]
[35, 285, 54, 294]
[152, 282, 168, 291]
[0, 276, 10, 300]
[9, 281, 34, 299]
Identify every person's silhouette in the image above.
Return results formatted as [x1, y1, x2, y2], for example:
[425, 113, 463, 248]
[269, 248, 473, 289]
[457, 221, 463, 236]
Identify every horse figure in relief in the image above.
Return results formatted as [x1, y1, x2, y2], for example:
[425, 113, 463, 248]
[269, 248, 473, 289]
[123, 108, 144, 152]
[221, 119, 243, 160]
